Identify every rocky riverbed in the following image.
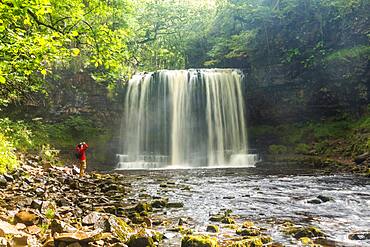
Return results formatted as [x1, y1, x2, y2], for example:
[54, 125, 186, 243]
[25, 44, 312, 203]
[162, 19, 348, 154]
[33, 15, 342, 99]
[0, 157, 369, 247]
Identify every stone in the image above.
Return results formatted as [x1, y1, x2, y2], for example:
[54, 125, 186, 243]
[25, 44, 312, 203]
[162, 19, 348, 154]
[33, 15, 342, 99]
[236, 228, 261, 236]
[27, 225, 41, 235]
[151, 199, 167, 208]
[0, 237, 7, 246]
[9, 234, 28, 246]
[82, 212, 102, 226]
[317, 195, 331, 203]
[348, 231, 370, 240]
[283, 226, 324, 239]
[50, 219, 78, 234]
[206, 225, 219, 233]
[135, 202, 152, 213]
[108, 216, 133, 243]
[35, 187, 45, 196]
[3, 174, 13, 182]
[0, 176, 7, 188]
[31, 199, 43, 211]
[307, 199, 322, 204]
[181, 235, 218, 247]
[54, 230, 102, 243]
[166, 202, 184, 208]
[14, 211, 39, 226]
[0, 220, 22, 236]
[221, 217, 235, 224]
[354, 152, 369, 165]
[227, 236, 272, 247]
[15, 223, 27, 230]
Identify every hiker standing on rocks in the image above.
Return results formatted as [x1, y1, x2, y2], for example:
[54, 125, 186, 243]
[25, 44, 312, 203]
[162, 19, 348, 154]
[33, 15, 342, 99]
[76, 142, 89, 177]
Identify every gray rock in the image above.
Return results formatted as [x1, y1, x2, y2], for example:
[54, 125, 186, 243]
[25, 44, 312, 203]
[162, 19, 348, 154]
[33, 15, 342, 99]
[349, 232, 370, 240]
[0, 176, 7, 187]
[354, 152, 369, 165]
[31, 200, 43, 211]
[82, 212, 102, 226]
[3, 174, 13, 182]
[308, 199, 322, 204]
[317, 195, 331, 202]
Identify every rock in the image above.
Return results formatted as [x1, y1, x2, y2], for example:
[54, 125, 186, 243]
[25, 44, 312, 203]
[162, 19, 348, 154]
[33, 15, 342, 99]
[181, 235, 218, 247]
[31, 200, 43, 211]
[135, 202, 152, 213]
[166, 202, 184, 208]
[317, 195, 331, 203]
[151, 199, 167, 208]
[209, 215, 223, 222]
[27, 225, 41, 235]
[178, 218, 188, 226]
[236, 228, 260, 236]
[206, 225, 219, 233]
[35, 187, 45, 196]
[0, 220, 22, 236]
[54, 230, 102, 243]
[354, 152, 369, 165]
[9, 234, 28, 246]
[221, 217, 235, 224]
[50, 219, 77, 234]
[307, 199, 322, 204]
[82, 212, 102, 226]
[0, 176, 7, 188]
[126, 229, 157, 247]
[283, 226, 324, 239]
[227, 236, 272, 247]
[348, 231, 370, 240]
[0, 237, 7, 246]
[3, 174, 13, 182]
[15, 223, 27, 230]
[66, 243, 82, 247]
[242, 221, 255, 228]
[14, 211, 39, 226]
[108, 216, 133, 243]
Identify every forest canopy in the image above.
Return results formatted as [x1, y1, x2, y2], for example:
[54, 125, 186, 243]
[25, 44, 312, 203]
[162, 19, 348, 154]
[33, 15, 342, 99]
[0, 0, 369, 105]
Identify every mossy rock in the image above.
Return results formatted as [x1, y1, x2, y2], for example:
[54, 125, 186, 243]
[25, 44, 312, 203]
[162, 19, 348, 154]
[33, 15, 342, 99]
[135, 202, 152, 213]
[206, 225, 219, 233]
[227, 236, 272, 247]
[242, 221, 255, 228]
[209, 215, 223, 222]
[108, 216, 133, 243]
[236, 228, 260, 236]
[127, 230, 155, 247]
[151, 199, 167, 208]
[299, 237, 314, 245]
[283, 226, 324, 239]
[221, 217, 235, 224]
[181, 235, 218, 247]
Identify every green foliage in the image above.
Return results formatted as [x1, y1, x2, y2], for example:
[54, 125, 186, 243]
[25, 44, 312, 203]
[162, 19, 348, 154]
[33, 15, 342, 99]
[0, 118, 33, 151]
[268, 145, 288, 155]
[0, 133, 19, 174]
[325, 45, 370, 63]
[45, 208, 55, 219]
[40, 144, 61, 166]
[295, 143, 310, 155]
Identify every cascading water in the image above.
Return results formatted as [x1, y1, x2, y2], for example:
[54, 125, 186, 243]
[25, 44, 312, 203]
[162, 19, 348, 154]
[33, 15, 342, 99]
[116, 69, 258, 169]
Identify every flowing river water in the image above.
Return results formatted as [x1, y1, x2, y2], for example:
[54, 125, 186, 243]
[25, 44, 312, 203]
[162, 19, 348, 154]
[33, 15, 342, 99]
[116, 164, 370, 246]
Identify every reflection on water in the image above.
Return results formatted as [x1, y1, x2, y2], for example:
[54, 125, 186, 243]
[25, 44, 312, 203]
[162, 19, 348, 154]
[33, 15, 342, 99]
[118, 165, 370, 246]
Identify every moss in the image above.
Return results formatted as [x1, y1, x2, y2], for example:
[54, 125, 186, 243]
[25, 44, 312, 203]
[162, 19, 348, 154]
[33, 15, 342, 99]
[242, 221, 255, 228]
[283, 226, 324, 239]
[268, 145, 288, 155]
[181, 235, 218, 247]
[236, 228, 260, 236]
[135, 202, 152, 213]
[221, 217, 235, 224]
[127, 229, 156, 247]
[108, 216, 133, 243]
[226, 236, 269, 247]
[299, 237, 313, 245]
[294, 143, 311, 154]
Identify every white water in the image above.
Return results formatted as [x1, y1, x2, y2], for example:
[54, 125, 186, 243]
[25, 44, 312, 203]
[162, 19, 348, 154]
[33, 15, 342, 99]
[117, 69, 257, 169]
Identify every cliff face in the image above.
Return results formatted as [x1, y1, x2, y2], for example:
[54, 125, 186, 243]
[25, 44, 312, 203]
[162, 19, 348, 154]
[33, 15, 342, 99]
[245, 55, 369, 126]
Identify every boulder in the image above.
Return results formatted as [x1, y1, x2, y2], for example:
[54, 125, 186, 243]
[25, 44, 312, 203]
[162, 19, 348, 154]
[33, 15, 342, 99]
[14, 211, 39, 226]
[108, 216, 133, 243]
[181, 235, 218, 247]
[3, 174, 14, 182]
[82, 212, 102, 226]
[0, 176, 7, 188]
[206, 225, 219, 233]
[166, 202, 184, 208]
[127, 229, 157, 247]
[348, 231, 370, 240]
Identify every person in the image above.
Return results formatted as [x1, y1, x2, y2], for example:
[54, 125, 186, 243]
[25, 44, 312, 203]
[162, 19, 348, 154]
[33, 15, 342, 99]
[76, 142, 89, 177]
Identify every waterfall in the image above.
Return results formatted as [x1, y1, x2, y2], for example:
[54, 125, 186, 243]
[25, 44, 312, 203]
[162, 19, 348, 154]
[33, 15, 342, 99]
[117, 69, 258, 169]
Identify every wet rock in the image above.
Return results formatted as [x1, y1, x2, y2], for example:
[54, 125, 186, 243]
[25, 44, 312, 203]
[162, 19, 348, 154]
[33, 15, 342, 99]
[14, 211, 39, 226]
[135, 202, 152, 213]
[354, 152, 369, 165]
[283, 226, 324, 239]
[166, 202, 184, 208]
[209, 215, 223, 222]
[0, 176, 7, 188]
[348, 231, 370, 240]
[206, 225, 219, 233]
[151, 199, 167, 208]
[236, 228, 260, 236]
[221, 217, 235, 224]
[181, 235, 218, 247]
[242, 221, 255, 228]
[307, 199, 322, 204]
[317, 195, 331, 203]
[227, 236, 272, 247]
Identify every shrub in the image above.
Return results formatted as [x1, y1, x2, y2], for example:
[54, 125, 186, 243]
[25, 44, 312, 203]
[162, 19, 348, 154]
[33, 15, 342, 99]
[268, 145, 288, 155]
[0, 118, 33, 151]
[295, 143, 310, 154]
[0, 133, 19, 173]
